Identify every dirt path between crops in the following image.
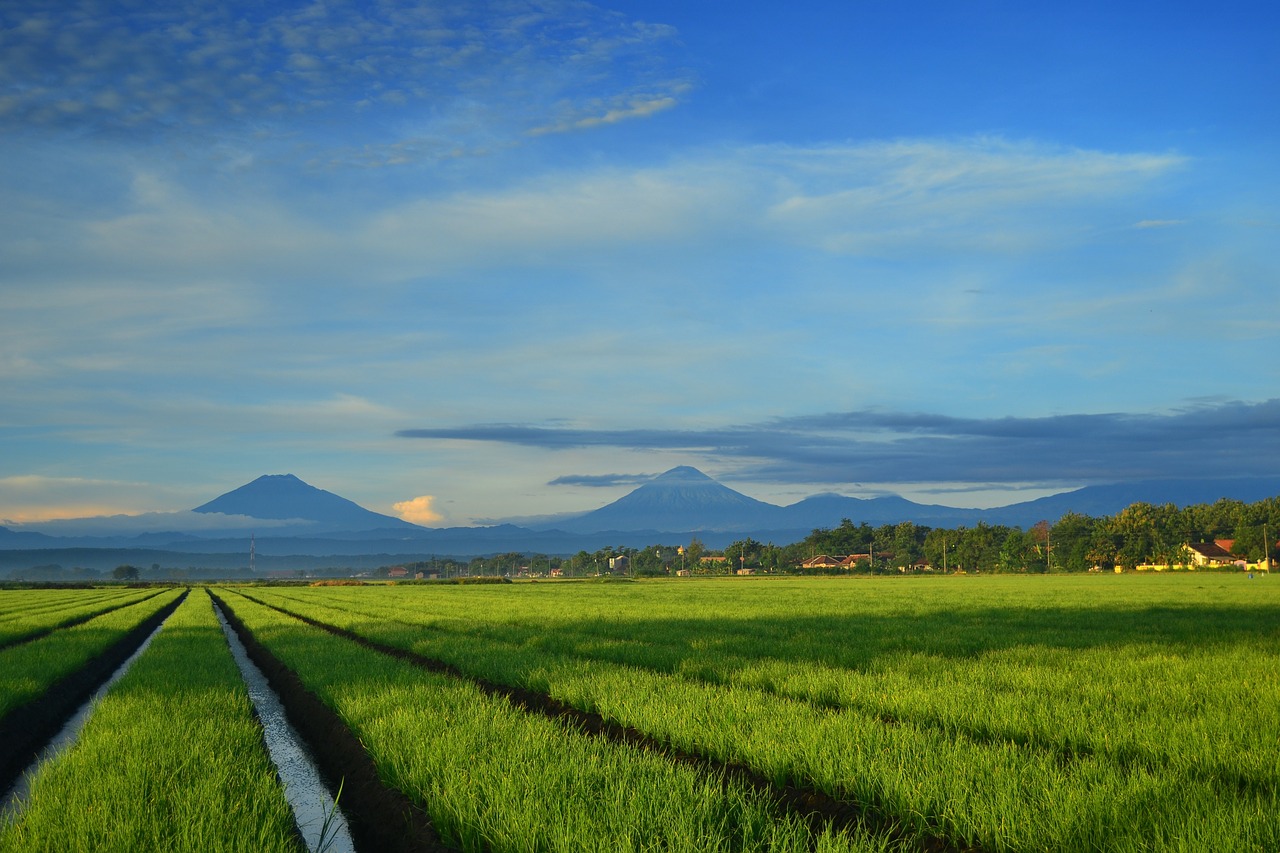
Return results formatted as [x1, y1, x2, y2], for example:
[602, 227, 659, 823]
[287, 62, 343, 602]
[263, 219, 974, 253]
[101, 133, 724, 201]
[0, 590, 188, 794]
[227, 589, 979, 853]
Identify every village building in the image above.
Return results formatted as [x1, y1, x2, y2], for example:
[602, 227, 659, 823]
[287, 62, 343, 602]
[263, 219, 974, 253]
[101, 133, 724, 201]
[800, 555, 842, 569]
[1182, 541, 1244, 569]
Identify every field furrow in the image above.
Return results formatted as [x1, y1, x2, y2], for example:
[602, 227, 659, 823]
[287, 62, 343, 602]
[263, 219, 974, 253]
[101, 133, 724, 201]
[238, 578, 1280, 852]
[215, 587, 904, 853]
[228, 588, 941, 852]
[0, 588, 186, 790]
[2, 576, 1275, 851]
[0, 589, 303, 852]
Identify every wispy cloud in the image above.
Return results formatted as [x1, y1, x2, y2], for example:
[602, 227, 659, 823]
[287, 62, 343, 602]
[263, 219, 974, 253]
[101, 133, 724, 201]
[0, 133, 1225, 491]
[0, 0, 688, 164]
[766, 138, 1187, 256]
[528, 93, 682, 136]
[0, 475, 165, 522]
[398, 399, 1280, 488]
[11, 510, 304, 533]
[548, 472, 660, 487]
[7, 137, 1186, 294]
[340, 138, 1188, 274]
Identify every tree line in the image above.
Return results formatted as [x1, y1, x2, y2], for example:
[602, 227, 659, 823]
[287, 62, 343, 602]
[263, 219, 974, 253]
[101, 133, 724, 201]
[390, 495, 1278, 577]
[731, 494, 1280, 574]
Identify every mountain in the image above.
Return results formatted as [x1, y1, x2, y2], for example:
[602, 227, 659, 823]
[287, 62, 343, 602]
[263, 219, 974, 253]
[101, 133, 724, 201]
[193, 473, 418, 533]
[533, 468, 1279, 536]
[534, 467, 995, 535]
[539, 466, 783, 533]
[3, 470, 1277, 571]
[977, 477, 1280, 527]
[776, 493, 986, 528]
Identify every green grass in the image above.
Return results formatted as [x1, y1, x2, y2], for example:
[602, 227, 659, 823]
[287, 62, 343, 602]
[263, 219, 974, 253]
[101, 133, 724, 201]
[219, 587, 898, 852]
[240, 574, 1280, 851]
[0, 588, 184, 718]
[0, 588, 159, 646]
[0, 589, 302, 853]
[4, 577, 1275, 851]
[0, 588, 129, 620]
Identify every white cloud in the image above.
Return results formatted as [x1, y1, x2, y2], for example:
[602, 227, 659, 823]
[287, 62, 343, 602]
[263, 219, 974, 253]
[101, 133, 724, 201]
[0, 136, 1209, 475]
[527, 93, 682, 136]
[5, 137, 1187, 293]
[0, 137, 1196, 412]
[357, 165, 744, 272]
[340, 138, 1188, 276]
[393, 495, 444, 525]
[9, 509, 304, 534]
[1134, 219, 1188, 228]
[764, 139, 1187, 256]
[0, 475, 161, 522]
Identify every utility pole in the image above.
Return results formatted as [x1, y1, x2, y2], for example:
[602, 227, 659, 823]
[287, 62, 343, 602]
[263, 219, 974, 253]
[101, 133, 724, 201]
[1265, 523, 1272, 574]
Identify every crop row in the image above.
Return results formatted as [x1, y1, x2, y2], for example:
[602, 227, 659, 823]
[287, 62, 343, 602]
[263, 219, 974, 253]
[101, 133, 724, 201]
[0, 588, 184, 722]
[244, 577, 1279, 778]
[214, 587, 894, 852]
[0, 588, 163, 648]
[236, 577, 1280, 852]
[1, 590, 302, 852]
[0, 587, 134, 620]
[273, 578, 1280, 786]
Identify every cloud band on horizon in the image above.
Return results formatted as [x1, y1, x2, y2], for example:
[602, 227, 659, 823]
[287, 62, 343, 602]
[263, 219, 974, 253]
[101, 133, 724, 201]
[397, 399, 1280, 488]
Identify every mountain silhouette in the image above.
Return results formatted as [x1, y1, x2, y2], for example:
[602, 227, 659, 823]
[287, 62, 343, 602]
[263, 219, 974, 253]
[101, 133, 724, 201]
[541, 466, 784, 533]
[535, 467, 1280, 535]
[193, 473, 416, 532]
[3, 469, 1276, 570]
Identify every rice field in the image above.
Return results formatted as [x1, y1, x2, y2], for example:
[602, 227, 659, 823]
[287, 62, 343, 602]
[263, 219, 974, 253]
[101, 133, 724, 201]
[1, 589, 301, 852]
[2, 574, 1277, 851]
[0, 587, 167, 648]
[0, 588, 184, 718]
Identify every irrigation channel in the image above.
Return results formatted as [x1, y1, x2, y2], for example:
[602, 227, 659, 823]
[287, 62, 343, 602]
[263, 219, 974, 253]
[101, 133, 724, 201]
[215, 604, 355, 853]
[210, 593, 450, 853]
[220, 588, 964, 853]
[2, 590, 352, 853]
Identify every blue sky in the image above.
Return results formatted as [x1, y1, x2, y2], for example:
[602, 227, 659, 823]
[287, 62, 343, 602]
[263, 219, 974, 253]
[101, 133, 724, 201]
[2, 0, 1277, 528]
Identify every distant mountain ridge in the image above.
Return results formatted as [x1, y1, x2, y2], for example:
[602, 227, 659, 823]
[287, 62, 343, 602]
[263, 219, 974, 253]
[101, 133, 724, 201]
[543, 467, 782, 533]
[531, 468, 1280, 535]
[193, 473, 415, 532]
[2, 469, 1277, 567]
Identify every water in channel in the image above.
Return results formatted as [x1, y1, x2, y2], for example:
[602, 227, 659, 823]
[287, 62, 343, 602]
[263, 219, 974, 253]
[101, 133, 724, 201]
[216, 606, 357, 853]
[0, 618, 167, 820]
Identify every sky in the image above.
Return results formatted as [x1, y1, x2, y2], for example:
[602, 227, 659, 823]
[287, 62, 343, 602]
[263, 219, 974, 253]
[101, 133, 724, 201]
[2, 0, 1278, 529]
